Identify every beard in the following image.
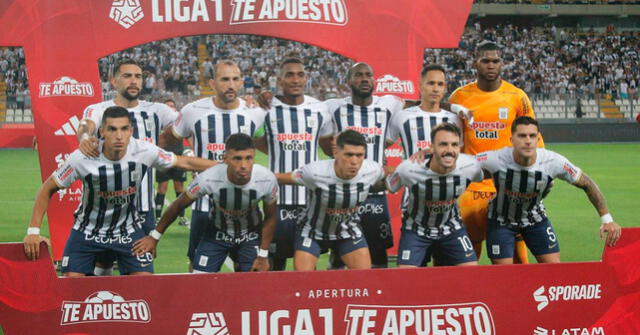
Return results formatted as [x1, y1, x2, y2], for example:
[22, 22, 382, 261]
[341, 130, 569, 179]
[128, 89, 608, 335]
[351, 85, 373, 99]
[120, 88, 139, 101]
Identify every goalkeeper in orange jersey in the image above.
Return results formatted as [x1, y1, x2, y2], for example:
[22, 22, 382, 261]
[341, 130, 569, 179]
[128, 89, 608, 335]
[449, 41, 544, 263]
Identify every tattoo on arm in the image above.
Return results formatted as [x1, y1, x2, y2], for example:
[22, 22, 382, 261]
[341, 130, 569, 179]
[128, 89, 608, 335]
[574, 173, 608, 216]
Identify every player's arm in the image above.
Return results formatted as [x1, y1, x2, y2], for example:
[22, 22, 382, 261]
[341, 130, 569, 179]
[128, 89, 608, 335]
[319, 135, 335, 157]
[254, 135, 268, 154]
[132, 193, 195, 257]
[173, 155, 217, 172]
[252, 200, 277, 272]
[158, 125, 183, 150]
[275, 172, 297, 185]
[76, 119, 99, 157]
[572, 172, 621, 246]
[23, 177, 60, 260]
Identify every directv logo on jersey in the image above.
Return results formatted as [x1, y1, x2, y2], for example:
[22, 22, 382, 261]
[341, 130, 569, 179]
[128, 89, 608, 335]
[230, 0, 348, 26]
[39, 77, 94, 98]
[533, 284, 602, 312]
[187, 312, 229, 335]
[375, 75, 415, 95]
[533, 326, 605, 335]
[60, 291, 150, 325]
[344, 303, 495, 335]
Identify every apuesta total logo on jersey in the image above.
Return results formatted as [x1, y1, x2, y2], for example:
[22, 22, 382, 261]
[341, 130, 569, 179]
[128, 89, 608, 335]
[112, 0, 349, 28]
[39, 77, 94, 98]
[60, 291, 151, 325]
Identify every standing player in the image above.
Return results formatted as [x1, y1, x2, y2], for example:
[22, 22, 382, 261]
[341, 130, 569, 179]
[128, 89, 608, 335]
[76, 59, 178, 276]
[254, 57, 334, 271]
[77, 59, 178, 232]
[324, 62, 404, 268]
[133, 134, 278, 273]
[275, 130, 386, 271]
[23, 107, 216, 276]
[387, 123, 482, 267]
[387, 64, 462, 159]
[449, 41, 542, 262]
[162, 60, 265, 269]
[479, 117, 621, 263]
[154, 99, 191, 226]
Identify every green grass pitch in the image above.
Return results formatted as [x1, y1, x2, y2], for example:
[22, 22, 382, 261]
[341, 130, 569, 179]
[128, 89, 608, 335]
[0, 143, 637, 271]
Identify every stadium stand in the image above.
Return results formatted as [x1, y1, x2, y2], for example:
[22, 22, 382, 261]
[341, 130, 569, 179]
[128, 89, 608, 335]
[2, 17, 639, 123]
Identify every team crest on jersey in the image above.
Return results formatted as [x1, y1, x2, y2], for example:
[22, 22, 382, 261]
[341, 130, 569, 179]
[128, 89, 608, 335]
[498, 107, 509, 120]
[129, 169, 140, 181]
[306, 115, 317, 128]
[39, 76, 94, 98]
[375, 74, 415, 95]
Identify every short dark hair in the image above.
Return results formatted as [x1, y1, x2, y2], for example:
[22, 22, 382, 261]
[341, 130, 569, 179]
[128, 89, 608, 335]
[102, 106, 131, 125]
[163, 98, 176, 105]
[112, 59, 140, 77]
[279, 57, 304, 73]
[336, 129, 366, 149]
[225, 133, 255, 152]
[511, 116, 539, 133]
[475, 41, 501, 59]
[421, 63, 445, 79]
[430, 123, 461, 143]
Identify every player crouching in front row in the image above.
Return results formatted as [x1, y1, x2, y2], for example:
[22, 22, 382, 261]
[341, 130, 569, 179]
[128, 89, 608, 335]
[276, 130, 388, 271]
[387, 123, 482, 267]
[133, 133, 278, 273]
[23, 106, 216, 276]
[479, 116, 621, 264]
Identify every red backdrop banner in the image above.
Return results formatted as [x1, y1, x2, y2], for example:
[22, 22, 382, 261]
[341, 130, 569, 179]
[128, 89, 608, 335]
[0, 0, 472, 259]
[2, 228, 640, 334]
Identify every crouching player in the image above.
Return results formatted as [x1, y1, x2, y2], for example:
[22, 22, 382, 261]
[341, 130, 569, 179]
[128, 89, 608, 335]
[133, 133, 278, 272]
[23, 106, 216, 276]
[480, 116, 622, 264]
[276, 130, 386, 271]
[387, 123, 483, 267]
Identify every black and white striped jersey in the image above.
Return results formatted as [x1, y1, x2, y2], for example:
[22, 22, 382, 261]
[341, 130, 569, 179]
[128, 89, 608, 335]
[386, 154, 484, 238]
[326, 95, 403, 163]
[293, 159, 385, 240]
[479, 147, 582, 227]
[186, 164, 278, 238]
[53, 139, 176, 238]
[263, 96, 333, 206]
[83, 100, 178, 212]
[386, 106, 462, 158]
[173, 97, 265, 212]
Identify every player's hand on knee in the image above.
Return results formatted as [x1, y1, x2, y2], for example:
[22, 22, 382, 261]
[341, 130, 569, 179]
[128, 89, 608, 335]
[409, 149, 429, 163]
[132, 236, 158, 257]
[600, 222, 622, 247]
[251, 257, 270, 272]
[23, 234, 50, 260]
[79, 135, 99, 157]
